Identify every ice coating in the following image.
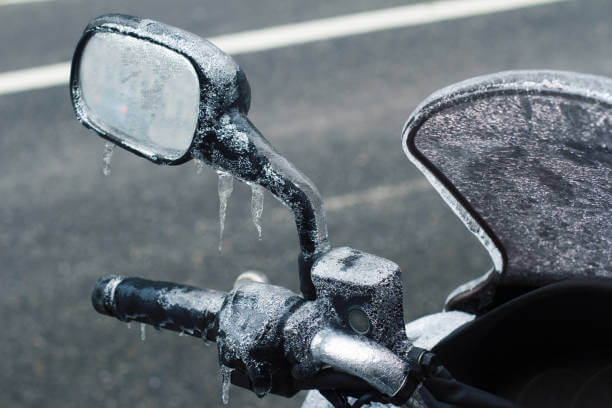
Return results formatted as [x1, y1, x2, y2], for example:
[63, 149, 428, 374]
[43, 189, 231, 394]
[92, 276, 226, 342]
[301, 390, 412, 408]
[402, 70, 612, 269]
[404, 311, 475, 350]
[99, 13, 247, 118]
[444, 269, 499, 313]
[78, 31, 200, 161]
[193, 109, 330, 263]
[309, 247, 408, 353]
[310, 329, 409, 397]
[192, 107, 330, 271]
[217, 171, 234, 252]
[418, 94, 611, 283]
[402, 70, 612, 134]
[220, 365, 233, 404]
[71, 14, 250, 164]
[402, 70, 612, 312]
[102, 142, 115, 176]
[406, 154, 503, 272]
[93, 260, 424, 403]
[157, 285, 224, 340]
[250, 183, 264, 240]
[216, 282, 303, 399]
[127, 16, 247, 114]
[194, 157, 205, 174]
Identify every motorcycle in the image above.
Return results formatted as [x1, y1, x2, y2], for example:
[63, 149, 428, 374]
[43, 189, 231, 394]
[69, 14, 611, 408]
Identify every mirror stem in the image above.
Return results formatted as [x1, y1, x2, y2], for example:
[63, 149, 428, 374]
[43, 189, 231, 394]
[194, 110, 331, 299]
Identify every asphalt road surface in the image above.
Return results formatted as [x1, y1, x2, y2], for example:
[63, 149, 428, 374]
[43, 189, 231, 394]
[1, 0, 611, 407]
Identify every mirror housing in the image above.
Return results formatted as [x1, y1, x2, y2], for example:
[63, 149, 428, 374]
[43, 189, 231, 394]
[70, 14, 251, 165]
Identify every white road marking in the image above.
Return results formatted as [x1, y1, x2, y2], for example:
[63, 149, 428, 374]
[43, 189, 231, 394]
[268, 179, 433, 223]
[0, 0, 52, 5]
[190, 178, 430, 240]
[324, 179, 431, 212]
[211, 0, 566, 55]
[0, 62, 69, 95]
[191, 179, 432, 233]
[0, 0, 566, 96]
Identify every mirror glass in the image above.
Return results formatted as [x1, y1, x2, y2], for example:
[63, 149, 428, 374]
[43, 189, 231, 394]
[78, 31, 200, 160]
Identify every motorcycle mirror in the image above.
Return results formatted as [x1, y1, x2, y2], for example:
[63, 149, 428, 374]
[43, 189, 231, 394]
[71, 14, 250, 164]
[403, 70, 612, 312]
[71, 15, 330, 298]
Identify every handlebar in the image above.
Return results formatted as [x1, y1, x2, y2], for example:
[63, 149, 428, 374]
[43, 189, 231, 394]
[91, 275, 226, 341]
[91, 275, 414, 397]
[90, 275, 514, 407]
[90, 275, 410, 397]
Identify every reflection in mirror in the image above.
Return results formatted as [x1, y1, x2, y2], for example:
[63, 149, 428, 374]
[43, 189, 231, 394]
[78, 32, 200, 160]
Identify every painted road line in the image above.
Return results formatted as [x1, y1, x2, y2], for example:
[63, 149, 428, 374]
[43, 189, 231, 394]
[0, 0, 52, 5]
[0, 0, 566, 96]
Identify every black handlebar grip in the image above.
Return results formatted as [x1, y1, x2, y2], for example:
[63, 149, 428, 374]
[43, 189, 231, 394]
[92, 275, 227, 341]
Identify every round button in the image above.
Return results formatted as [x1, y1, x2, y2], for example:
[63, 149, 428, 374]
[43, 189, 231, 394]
[348, 308, 370, 335]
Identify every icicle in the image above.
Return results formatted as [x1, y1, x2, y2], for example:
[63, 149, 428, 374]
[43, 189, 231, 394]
[250, 184, 264, 240]
[202, 327, 213, 346]
[102, 142, 115, 176]
[126, 322, 132, 330]
[140, 323, 146, 341]
[194, 157, 205, 174]
[217, 171, 234, 251]
[220, 365, 234, 405]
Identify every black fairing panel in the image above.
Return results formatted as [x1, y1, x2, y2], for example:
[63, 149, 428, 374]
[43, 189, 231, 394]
[403, 71, 611, 311]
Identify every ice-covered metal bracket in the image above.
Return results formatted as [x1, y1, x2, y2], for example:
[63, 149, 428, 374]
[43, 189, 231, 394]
[214, 247, 420, 401]
[69, 14, 330, 295]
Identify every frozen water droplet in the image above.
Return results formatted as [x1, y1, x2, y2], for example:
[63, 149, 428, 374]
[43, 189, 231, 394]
[126, 322, 132, 330]
[250, 184, 264, 240]
[102, 142, 115, 176]
[220, 365, 233, 405]
[194, 158, 205, 174]
[140, 323, 146, 341]
[217, 171, 234, 252]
